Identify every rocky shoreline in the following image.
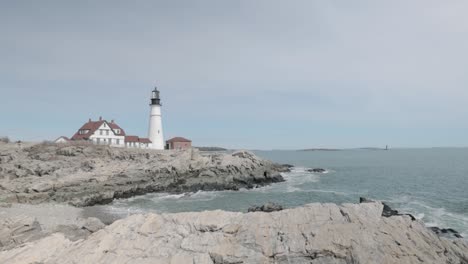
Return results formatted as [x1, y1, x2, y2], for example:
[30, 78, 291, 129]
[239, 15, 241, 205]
[0, 142, 287, 206]
[1, 142, 467, 263]
[0, 201, 467, 263]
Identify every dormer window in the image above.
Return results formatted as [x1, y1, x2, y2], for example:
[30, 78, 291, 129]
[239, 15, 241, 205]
[115, 129, 120, 134]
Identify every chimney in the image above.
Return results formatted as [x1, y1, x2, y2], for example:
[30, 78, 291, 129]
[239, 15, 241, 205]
[111, 119, 114, 123]
[88, 118, 91, 122]
[99, 116, 102, 121]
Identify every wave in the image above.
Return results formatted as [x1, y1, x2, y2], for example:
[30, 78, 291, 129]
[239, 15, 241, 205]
[102, 204, 153, 218]
[282, 167, 322, 184]
[389, 197, 468, 240]
[305, 189, 352, 196]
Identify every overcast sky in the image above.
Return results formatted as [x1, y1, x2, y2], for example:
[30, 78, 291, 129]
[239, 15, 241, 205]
[1, 0, 467, 149]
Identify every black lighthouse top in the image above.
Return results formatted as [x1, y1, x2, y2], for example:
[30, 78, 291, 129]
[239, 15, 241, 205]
[151, 86, 161, 105]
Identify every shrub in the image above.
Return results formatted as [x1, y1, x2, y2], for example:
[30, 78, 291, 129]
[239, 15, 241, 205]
[0, 137, 10, 143]
[41, 140, 56, 146]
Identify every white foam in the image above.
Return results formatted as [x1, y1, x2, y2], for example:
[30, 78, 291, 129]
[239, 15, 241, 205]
[415, 213, 425, 220]
[391, 197, 468, 239]
[461, 232, 468, 240]
[105, 205, 153, 217]
[249, 185, 274, 193]
[305, 189, 350, 196]
[286, 186, 302, 193]
[282, 167, 321, 185]
[187, 190, 221, 200]
[156, 193, 186, 200]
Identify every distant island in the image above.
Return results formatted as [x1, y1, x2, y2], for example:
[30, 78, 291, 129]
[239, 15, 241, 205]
[298, 148, 342, 151]
[195, 146, 228, 151]
[299, 147, 390, 151]
[357, 147, 388, 151]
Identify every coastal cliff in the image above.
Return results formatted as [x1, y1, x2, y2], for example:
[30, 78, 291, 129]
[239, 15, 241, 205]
[0, 201, 467, 264]
[0, 142, 285, 206]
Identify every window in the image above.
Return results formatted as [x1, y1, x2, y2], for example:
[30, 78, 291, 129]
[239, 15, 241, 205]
[115, 129, 120, 134]
[99, 130, 103, 135]
[103, 123, 107, 128]
[106, 130, 109, 136]
[108, 139, 112, 145]
[97, 138, 100, 144]
[116, 139, 120, 145]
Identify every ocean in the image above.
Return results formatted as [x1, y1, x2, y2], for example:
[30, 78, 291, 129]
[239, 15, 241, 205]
[99, 148, 468, 238]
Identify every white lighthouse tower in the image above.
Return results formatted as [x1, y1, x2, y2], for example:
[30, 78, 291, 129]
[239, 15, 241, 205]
[148, 86, 164, 150]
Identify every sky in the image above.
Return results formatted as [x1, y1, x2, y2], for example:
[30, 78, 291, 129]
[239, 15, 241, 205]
[1, 0, 468, 149]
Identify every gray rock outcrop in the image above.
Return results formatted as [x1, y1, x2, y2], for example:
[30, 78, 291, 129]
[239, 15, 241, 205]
[0, 143, 287, 206]
[0, 202, 466, 264]
[248, 202, 284, 212]
[306, 168, 327, 173]
[0, 215, 105, 250]
[0, 215, 43, 250]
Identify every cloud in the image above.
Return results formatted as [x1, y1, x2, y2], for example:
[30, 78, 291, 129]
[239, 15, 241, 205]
[1, 0, 467, 148]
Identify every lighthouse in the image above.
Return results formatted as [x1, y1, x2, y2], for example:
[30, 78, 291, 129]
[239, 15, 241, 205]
[148, 86, 164, 150]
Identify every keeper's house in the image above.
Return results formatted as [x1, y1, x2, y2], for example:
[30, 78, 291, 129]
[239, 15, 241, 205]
[55, 117, 152, 149]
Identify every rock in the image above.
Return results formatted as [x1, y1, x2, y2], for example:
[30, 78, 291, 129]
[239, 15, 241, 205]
[80, 217, 105, 233]
[271, 163, 294, 173]
[429, 226, 463, 239]
[0, 216, 43, 250]
[80, 160, 95, 172]
[359, 197, 374, 203]
[0, 143, 285, 206]
[306, 168, 327, 173]
[52, 224, 92, 241]
[0, 202, 467, 263]
[248, 202, 284, 212]
[0, 202, 12, 208]
[360, 197, 401, 217]
[0, 203, 108, 251]
[382, 202, 399, 217]
[231, 150, 256, 159]
[360, 197, 466, 240]
[360, 197, 416, 220]
[30, 182, 53, 193]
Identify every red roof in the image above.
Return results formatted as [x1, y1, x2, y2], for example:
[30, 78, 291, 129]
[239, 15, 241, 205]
[124, 136, 139, 142]
[71, 119, 126, 140]
[166, 137, 191, 143]
[124, 136, 152, 143]
[139, 138, 152, 143]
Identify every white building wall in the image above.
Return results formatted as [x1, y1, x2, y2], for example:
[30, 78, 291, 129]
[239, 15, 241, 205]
[124, 141, 152, 149]
[148, 105, 164, 150]
[54, 137, 69, 144]
[89, 122, 125, 147]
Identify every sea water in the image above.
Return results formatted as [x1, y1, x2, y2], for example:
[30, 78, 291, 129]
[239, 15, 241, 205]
[102, 148, 468, 238]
